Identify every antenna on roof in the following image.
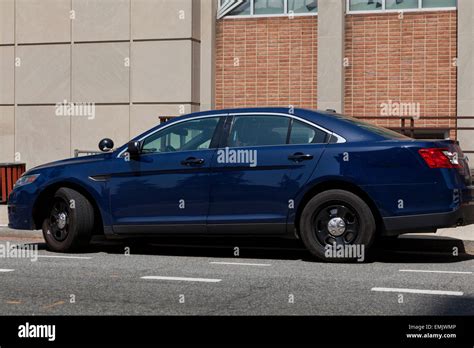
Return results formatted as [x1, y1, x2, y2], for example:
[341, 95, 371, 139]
[326, 109, 337, 113]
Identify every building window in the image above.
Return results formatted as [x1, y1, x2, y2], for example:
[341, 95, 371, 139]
[422, 0, 456, 8]
[347, 0, 456, 13]
[218, 0, 318, 18]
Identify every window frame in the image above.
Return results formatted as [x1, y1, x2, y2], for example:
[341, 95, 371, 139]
[346, 0, 456, 14]
[218, 0, 319, 19]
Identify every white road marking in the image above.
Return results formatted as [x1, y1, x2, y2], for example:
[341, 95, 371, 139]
[141, 276, 222, 283]
[37, 255, 92, 260]
[399, 269, 472, 275]
[0, 269, 14, 272]
[371, 287, 463, 296]
[210, 261, 271, 267]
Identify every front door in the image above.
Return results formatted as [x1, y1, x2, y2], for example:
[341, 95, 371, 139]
[107, 116, 224, 234]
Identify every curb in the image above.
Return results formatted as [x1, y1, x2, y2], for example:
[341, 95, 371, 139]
[0, 228, 43, 239]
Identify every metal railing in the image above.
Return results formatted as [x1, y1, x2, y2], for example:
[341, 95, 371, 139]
[74, 150, 103, 158]
[0, 163, 26, 203]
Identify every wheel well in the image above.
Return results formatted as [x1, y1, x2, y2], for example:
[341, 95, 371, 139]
[294, 180, 384, 237]
[32, 182, 104, 235]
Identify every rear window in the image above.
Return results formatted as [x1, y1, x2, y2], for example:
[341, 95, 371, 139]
[331, 114, 411, 140]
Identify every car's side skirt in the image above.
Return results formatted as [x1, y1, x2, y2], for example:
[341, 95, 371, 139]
[109, 223, 289, 237]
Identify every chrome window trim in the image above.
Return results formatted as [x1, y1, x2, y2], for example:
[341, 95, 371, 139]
[116, 111, 346, 158]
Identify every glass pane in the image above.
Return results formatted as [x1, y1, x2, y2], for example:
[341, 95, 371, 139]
[142, 117, 220, 153]
[349, 0, 383, 11]
[254, 0, 285, 15]
[422, 0, 456, 8]
[290, 120, 327, 144]
[386, 0, 418, 9]
[288, 0, 318, 13]
[229, 0, 251, 15]
[229, 116, 290, 147]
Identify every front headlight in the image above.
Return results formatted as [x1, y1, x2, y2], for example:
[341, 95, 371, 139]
[14, 174, 40, 188]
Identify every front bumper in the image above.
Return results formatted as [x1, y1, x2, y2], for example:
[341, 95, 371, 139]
[382, 202, 474, 236]
[7, 187, 37, 230]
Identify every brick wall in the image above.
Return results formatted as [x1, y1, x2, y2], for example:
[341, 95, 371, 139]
[344, 11, 457, 137]
[215, 16, 318, 110]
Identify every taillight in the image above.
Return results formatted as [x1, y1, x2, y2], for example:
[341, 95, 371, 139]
[418, 148, 461, 169]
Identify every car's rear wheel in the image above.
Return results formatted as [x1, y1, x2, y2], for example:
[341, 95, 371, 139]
[42, 188, 94, 252]
[299, 189, 376, 262]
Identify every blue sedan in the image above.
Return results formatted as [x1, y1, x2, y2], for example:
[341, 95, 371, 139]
[7, 108, 474, 261]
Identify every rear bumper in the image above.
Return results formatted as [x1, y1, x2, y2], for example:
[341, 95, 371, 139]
[382, 203, 474, 236]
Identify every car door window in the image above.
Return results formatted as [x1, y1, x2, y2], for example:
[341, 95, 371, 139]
[289, 120, 328, 144]
[142, 117, 221, 153]
[228, 115, 290, 147]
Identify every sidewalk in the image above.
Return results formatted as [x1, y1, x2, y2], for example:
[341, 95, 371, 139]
[0, 205, 7, 226]
[1, 204, 473, 254]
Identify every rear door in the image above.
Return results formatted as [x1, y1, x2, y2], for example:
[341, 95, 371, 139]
[207, 113, 328, 234]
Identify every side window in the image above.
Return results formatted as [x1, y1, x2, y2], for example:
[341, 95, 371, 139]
[141, 117, 221, 154]
[290, 120, 328, 144]
[228, 115, 290, 147]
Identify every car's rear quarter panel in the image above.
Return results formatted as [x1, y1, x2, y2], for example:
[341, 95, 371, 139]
[294, 141, 465, 225]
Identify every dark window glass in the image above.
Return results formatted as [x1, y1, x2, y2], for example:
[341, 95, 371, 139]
[331, 114, 410, 139]
[422, 0, 456, 8]
[229, 115, 290, 147]
[288, 0, 318, 13]
[349, 0, 383, 11]
[290, 120, 327, 144]
[386, 0, 418, 9]
[229, 0, 251, 15]
[254, 0, 285, 14]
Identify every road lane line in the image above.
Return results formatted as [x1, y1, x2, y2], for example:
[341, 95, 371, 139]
[399, 269, 472, 275]
[141, 276, 222, 283]
[210, 261, 271, 267]
[37, 255, 92, 260]
[371, 287, 463, 296]
[42, 300, 65, 309]
[0, 269, 14, 272]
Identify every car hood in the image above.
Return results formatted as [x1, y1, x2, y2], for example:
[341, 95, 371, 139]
[28, 153, 112, 173]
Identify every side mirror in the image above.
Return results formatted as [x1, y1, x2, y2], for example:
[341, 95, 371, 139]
[127, 141, 142, 158]
[98, 138, 114, 152]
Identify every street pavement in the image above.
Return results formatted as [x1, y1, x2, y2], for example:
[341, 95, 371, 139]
[0, 233, 472, 316]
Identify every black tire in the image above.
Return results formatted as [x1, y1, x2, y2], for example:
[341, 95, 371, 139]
[299, 189, 376, 262]
[42, 188, 94, 252]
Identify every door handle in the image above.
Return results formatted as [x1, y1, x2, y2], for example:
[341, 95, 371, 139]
[288, 152, 314, 162]
[181, 157, 205, 166]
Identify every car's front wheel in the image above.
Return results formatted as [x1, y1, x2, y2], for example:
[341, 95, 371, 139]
[299, 189, 376, 262]
[42, 188, 94, 252]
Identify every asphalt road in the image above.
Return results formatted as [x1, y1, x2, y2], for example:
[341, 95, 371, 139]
[0, 236, 473, 316]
